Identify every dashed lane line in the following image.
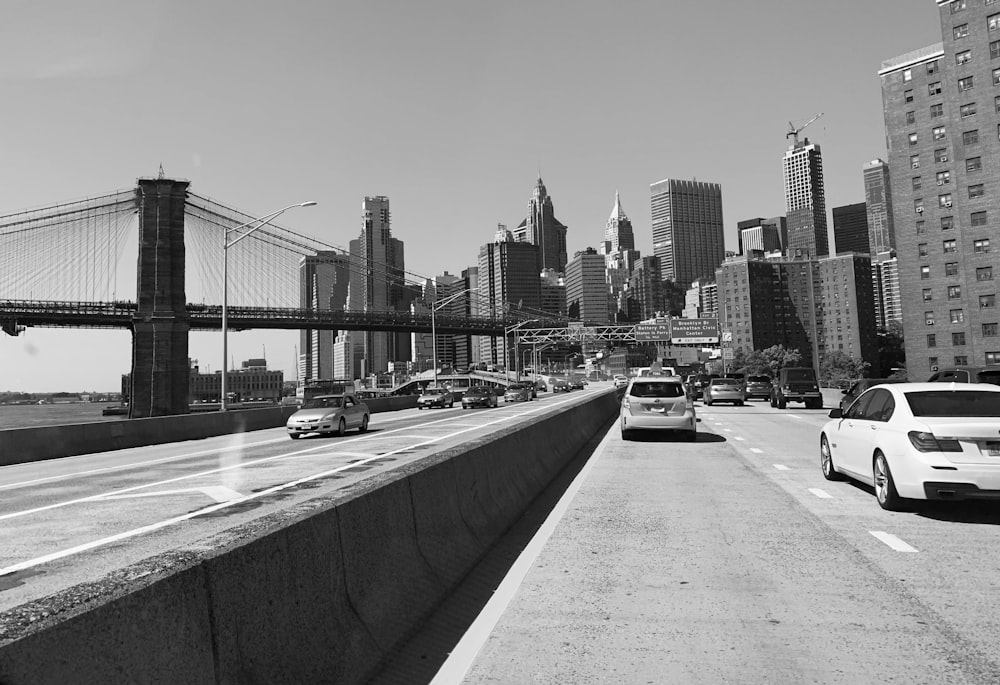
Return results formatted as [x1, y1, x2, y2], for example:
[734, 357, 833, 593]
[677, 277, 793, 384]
[750, 448, 764, 454]
[809, 488, 833, 499]
[870, 531, 919, 553]
[773, 464, 790, 471]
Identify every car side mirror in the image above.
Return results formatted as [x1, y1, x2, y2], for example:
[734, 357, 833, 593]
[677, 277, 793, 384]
[828, 408, 843, 419]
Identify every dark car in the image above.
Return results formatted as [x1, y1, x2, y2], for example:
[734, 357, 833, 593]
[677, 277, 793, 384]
[569, 376, 587, 390]
[838, 377, 908, 412]
[551, 377, 571, 393]
[690, 374, 719, 400]
[770, 367, 822, 409]
[461, 385, 498, 409]
[744, 375, 772, 401]
[927, 366, 1000, 385]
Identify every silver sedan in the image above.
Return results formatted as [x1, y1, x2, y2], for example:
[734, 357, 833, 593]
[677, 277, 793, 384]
[286, 394, 370, 439]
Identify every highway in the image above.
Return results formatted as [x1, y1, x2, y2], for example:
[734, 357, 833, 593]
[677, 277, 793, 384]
[416, 399, 1000, 684]
[0, 388, 594, 614]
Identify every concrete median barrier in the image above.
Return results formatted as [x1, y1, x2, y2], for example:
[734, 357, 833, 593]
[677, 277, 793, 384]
[0, 391, 620, 684]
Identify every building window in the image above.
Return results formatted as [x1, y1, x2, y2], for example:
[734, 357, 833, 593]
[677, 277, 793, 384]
[937, 170, 951, 185]
[960, 102, 977, 118]
[953, 0, 967, 12]
[990, 13, 1000, 31]
[964, 129, 980, 145]
[954, 332, 967, 346]
[909, 132, 918, 146]
[911, 154, 920, 169]
[955, 23, 970, 39]
[970, 184, 985, 198]
[956, 355, 969, 366]
[967, 156, 982, 172]
[926, 311, 936, 325]
[939, 194, 953, 208]
[933, 125, 947, 139]
[951, 309, 965, 324]
[929, 81, 943, 96]
[983, 323, 998, 337]
[922, 265, 931, 279]
[959, 76, 975, 91]
[981, 294, 996, 309]
[923, 288, 933, 301]
[906, 110, 916, 124]
[919, 242, 929, 256]
[935, 148, 949, 162]
[930, 357, 940, 371]
[989, 351, 1000, 365]
[977, 265, 994, 281]
[946, 261, 959, 276]
[993, 39, 1000, 59]
[916, 220, 926, 234]
[931, 103, 944, 118]
[996, 95, 1000, 113]
[994, 68, 1000, 86]
[928, 333, 937, 347]
[915, 198, 925, 213]
[975, 238, 991, 253]
[948, 284, 962, 298]
[905, 89, 914, 103]
[944, 239, 957, 254]
[912, 176, 922, 191]
[972, 210, 988, 226]
[957, 49, 972, 65]
[942, 215, 955, 230]
[903, 68, 912, 82]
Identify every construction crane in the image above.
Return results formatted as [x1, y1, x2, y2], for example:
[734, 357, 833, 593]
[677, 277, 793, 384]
[786, 112, 823, 146]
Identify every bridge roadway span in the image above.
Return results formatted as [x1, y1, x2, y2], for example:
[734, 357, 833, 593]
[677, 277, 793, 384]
[0, 386, 619, 683]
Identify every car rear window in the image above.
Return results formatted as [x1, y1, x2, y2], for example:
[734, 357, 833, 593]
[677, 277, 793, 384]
[784, 369, 815, 382]
[747, 376, 769, 383]
[905, 390, 1000, 417]
[713, 379, 740, 386]
[304, 397, 342, 409]
[629, 382, 685, 398]
[974, 370, 1000, 385]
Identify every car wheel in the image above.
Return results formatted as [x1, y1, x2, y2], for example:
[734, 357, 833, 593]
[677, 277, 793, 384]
[776, 396, 786, 409]
[737, 401, 744, 406]
[358, 415, 369, 433]
[874, 451, 906, 511]
[705, 399, 713, 406]
[820, 434, 845, 481]
[289, 433, 301, 440]
[337, 418, 346, 437]
[769, 394, 776, 407]
[449, 400, 454, 408]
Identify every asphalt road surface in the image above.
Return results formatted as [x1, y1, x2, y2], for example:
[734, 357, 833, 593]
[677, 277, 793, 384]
[433, 399, 1000, 684]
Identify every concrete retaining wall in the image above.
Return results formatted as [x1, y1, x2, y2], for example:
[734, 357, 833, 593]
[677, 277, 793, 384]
[0, 396, 419, 467]
[0, 391, 620, 684]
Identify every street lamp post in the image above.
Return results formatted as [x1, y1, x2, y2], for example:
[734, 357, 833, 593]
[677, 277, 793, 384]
[221, 201, 317, 411]
[430, 286, 479, 390]
[504, 319, 538, 383]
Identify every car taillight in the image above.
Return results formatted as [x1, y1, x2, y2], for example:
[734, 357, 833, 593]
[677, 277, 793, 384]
[908, 431, 963, 452]
[622, 396, 631, 409]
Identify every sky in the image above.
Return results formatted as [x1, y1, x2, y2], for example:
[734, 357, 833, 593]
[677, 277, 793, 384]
[0, 0, 943, 393]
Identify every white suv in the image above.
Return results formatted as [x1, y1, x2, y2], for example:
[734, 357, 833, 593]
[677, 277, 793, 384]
[619, 375, 696, 441]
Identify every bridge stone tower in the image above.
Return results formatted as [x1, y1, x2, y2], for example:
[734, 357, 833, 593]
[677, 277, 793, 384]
[130, 178, 191, 418]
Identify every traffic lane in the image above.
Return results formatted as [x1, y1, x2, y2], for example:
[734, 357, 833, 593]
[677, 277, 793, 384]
[704, 402, 1000, 671]
[0, 394, 595, 610]
[460, 422, 998, 684]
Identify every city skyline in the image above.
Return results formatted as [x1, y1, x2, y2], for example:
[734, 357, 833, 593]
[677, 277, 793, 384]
[0, 1, 941, 391]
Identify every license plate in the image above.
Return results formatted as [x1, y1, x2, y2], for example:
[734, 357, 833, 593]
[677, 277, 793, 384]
[649, 406, 665, 413]
[984, 441, 1000, 456]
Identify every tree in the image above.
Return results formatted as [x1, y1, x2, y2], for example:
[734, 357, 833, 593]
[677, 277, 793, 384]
[732, 345, 802, 378]
[819, 350, 870, 384]
[878, 320, 905, 378]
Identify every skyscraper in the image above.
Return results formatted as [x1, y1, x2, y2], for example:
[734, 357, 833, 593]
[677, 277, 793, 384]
[649, 178, 725, 289]
[880, 1, 1000, 376]
[348, 195, 406, 377]
[565, 247, 609, 324]
[832, 202, 870, 255]
[783, 140, 828, 258]
[601, 192, 640, 322]
[512, 177, 568, 274]
[863, 158, 896, 255]
[478, 226, 541, 368]
[298, 251, 352, 381]
[737, 217, 784, 255]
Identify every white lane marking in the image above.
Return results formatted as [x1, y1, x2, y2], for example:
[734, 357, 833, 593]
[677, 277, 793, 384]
[0, 395, 589, 574]
[809, 488, 833, 499]
[787, 415, 804, 420]
[870, 531, 919, 553]
[750, 448, 764, 454]
[0, 410, 426, 492]
[98, 486, 244, 503]
[430, 411, 616, 684]
[723, 428, 733, 432]
[734, 436, 745, 441]
[773, 464, 790, 471]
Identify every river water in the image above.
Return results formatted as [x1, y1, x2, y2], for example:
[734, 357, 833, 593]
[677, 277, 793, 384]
[0, 404, 122, 430]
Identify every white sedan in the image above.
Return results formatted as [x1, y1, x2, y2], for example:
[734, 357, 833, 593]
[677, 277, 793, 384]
[286, 394, 370, 439]
[819, 382, 1000, 510]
